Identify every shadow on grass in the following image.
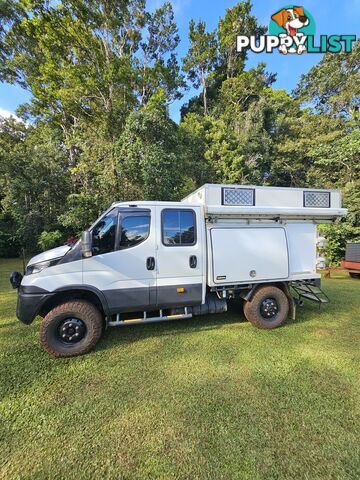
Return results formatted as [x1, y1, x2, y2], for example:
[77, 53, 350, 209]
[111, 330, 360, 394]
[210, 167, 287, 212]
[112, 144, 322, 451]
[98, 309, 245, 351]
[96, 292, 342, 352]
[96, 288, 359, 358]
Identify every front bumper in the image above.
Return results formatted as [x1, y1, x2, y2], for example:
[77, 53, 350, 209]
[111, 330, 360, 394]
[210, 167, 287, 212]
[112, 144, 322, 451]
[16, 287, 52, 325]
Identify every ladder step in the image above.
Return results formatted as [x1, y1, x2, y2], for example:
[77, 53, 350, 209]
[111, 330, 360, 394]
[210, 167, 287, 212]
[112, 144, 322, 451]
[300, 292, 328, 303]
[294, 285, 322, 294]
[308, 288, 322, 294]
[292, 282, 329, 304]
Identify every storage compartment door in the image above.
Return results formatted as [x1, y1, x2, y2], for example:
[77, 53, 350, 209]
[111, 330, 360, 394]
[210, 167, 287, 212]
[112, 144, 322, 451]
[211, 227, 289, 284]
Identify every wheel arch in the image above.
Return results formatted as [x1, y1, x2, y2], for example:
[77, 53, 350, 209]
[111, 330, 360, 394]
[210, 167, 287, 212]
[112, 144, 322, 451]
[39, 286, 110, 319]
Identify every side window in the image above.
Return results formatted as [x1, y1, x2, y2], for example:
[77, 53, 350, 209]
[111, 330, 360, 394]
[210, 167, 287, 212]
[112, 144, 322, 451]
[119, 214, 150, 249]
[92, 209, 118, 255]
[162, 209, 196, 246]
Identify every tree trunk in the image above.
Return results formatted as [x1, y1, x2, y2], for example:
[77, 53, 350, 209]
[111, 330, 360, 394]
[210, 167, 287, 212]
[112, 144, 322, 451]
[203, 82, 207, 115]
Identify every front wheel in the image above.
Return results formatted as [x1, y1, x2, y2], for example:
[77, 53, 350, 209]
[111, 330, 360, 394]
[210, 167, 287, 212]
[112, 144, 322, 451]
[243, 286, 289, 329]
[40, 300, 103, 357]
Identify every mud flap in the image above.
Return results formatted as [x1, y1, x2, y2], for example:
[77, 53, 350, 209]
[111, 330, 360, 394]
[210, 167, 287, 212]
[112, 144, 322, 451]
[281, 283, 296, 320]
[288, 295, 296, 320]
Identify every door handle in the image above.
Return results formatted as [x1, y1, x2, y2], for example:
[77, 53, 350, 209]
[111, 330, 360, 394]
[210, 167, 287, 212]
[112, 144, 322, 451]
[189, 255, 197, 268]
[146, 256, 155, 270]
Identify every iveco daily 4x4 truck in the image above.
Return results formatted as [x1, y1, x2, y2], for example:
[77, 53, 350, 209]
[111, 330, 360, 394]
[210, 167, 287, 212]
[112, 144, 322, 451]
[10, 184, 347, 357]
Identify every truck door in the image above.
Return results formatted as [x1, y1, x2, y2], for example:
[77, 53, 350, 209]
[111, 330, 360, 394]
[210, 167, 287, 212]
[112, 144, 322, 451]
[155, 206, 204, 308]
[83, 207, 157, 313]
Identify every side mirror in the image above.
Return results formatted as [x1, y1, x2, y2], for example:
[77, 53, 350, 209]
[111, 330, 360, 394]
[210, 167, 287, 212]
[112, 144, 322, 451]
[10, 271, 23, 289]
[81, 230, 93, 258]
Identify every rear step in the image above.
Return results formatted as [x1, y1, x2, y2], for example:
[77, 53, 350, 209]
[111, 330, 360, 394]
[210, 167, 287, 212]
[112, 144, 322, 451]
[108, 308, 192, 327]
[297, 292, 328, 303]
[291, 282, 329, 307]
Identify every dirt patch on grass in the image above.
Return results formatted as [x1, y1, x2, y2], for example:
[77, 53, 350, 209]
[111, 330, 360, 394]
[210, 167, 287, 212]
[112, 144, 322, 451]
[313, 328, 331, 338]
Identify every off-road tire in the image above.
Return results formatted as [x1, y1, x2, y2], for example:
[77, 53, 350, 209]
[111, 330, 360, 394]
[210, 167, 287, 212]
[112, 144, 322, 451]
[40, 300, 103, 357]
[243, 285, 289, 329]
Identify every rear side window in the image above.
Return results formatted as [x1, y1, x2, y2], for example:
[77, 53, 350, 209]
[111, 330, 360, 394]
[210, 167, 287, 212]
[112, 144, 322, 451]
[119, 215, 150, 249]
[162, 209, 196, 246]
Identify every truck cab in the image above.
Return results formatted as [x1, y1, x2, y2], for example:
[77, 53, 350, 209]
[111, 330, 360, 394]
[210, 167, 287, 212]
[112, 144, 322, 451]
[11, 184, 347, 357]
[81, 202, 206, 313]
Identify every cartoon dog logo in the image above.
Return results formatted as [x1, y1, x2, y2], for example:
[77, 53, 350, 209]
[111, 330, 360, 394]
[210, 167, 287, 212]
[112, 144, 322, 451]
[271, 6, 310, 54]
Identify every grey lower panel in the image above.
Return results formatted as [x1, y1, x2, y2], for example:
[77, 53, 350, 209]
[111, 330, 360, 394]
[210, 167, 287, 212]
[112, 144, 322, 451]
[104, 283, 203, 313]
[156, 283, 203, 308]
[104, 287, 151, 314]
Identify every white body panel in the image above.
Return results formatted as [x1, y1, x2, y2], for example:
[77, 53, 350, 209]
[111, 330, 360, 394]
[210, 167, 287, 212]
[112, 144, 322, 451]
[22, 259, 83, 291]
[83, 206, 157, 311]
[27, 245, 71, 266]
[83, 245, 157, 292]
[155, 206, 206, 303]
[286, 223, 317, 276]
[210, 227, 289, 284]
[206, 220, 319, 287]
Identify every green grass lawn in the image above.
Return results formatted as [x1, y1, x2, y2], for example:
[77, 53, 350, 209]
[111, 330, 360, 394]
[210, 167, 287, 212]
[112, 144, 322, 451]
[0, 258, 359, 479]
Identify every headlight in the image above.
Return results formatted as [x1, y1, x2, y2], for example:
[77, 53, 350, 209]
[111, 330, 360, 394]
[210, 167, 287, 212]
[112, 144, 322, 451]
[25, 258, 61, 275]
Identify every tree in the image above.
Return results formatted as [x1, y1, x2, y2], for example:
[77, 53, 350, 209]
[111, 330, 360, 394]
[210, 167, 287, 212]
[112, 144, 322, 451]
[266, 91, 345, 187]
[203, 66, 276, 184]
[218, 1, 266, 79]
[137, 2, 184, 105]
[0, 117, 71, 253]
[0, 0, 20, 82]
[0, 0, 147, 217]
[181, 1, 267, 118]
[308, 128, 360, 187]
[214, 64, 276, 118]
[179, 113, 215, 187]
[183, 19, 217, 115]
[0, 1, 186, 239]
[116, 89, 186, 201]
[296, 41, 360, 117]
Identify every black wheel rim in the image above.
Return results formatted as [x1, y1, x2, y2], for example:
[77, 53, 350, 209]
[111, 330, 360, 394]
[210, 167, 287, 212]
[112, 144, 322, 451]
[260, 297, 279, 320]
[57, 318, 86, 344]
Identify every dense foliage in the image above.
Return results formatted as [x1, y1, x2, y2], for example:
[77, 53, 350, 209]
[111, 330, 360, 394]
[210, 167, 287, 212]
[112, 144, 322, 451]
[0, 1, 359, 263]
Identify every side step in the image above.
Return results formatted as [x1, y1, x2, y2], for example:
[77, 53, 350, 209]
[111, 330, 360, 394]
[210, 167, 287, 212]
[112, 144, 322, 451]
[291, 282, 329, 307]
[108, 308, 192, 327]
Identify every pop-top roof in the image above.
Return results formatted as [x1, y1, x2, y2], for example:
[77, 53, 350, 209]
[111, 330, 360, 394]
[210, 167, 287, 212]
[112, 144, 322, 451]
[181, 184, 347, 221]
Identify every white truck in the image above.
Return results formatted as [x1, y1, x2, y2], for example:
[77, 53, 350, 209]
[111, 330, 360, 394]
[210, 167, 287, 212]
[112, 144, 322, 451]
[10, 184, 347, 357]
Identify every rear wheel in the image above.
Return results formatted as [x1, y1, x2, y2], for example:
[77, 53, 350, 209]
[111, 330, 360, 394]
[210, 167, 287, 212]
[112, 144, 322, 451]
[243, 285, 289, 329]
[40, 300, 103, 357]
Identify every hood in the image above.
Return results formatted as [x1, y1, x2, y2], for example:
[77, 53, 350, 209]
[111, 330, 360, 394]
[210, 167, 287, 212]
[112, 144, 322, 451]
[27, 245, 71, 266]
